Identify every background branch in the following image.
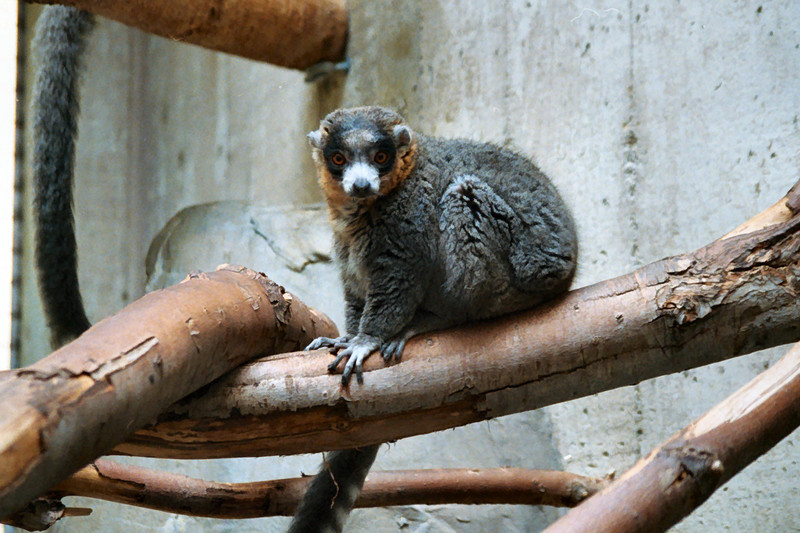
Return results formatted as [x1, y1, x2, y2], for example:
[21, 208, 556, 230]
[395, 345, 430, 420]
[544, 339, 800, 533]
[28, 0, 348, 70]
[36, 459, 607, 520]
[0, 266, 336, 519]
[116, 181, 800, 459]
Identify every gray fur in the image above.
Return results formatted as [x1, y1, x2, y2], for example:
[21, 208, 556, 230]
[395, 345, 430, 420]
[32, 6, 95, 348]
[295, 106, 578, 531]
[311, 107, 577, 382]
[287, 447, 379, 533]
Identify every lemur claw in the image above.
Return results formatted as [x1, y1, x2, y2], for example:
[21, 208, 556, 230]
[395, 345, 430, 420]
[380, 338, 407, 361]
[327, 351, 348, 373]
[326, 335, 380, 385]
[305, 335, 352, 352]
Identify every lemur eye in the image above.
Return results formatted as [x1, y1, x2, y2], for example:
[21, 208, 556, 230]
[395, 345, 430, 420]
[374, 151, 389, 164]
[330, 152, 346, 166]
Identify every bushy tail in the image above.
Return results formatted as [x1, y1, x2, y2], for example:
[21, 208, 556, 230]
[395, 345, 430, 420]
[288, 446, 379, 533]
[32, 6, 95, 348]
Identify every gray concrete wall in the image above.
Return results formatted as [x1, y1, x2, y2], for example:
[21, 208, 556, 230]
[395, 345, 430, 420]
[18, 1, 800, 531]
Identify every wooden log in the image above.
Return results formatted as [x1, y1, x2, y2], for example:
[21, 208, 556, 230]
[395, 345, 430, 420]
[544, 340, 800, 533]
[0, 265, 336, 518]
[29, 0, 348, 70]
[115, 181, 800, 458]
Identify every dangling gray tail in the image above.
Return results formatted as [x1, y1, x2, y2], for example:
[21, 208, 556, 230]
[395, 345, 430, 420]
[288, 446, 379, 533]
[32, 6, 95, 348]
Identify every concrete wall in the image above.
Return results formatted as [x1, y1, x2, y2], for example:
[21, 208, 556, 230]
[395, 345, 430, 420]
[18, 1, 800, 531]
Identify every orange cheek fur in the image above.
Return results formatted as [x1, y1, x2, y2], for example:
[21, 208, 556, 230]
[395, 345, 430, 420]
[316, 165, 349, 209]
[311, 151, 350, 214]
[378, 142, 417, 196]
[313, 140, 418, 222]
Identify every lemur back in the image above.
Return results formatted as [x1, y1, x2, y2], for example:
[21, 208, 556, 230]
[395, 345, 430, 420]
[340, 133, 576, 323]
[292, 106, 577, 532]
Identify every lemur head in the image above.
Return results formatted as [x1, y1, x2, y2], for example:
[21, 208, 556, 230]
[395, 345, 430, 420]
[308, 107, 416, 207]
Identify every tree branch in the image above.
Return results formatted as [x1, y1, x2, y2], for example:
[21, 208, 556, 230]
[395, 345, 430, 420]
[4, 183, 799, 523]
[35, 459, 605, 520]
[544, 339, 800, 533]
[0, 499, 90, 531]
[28, 0, 348, 70]
[0, 266, 337, 518]
[115, 180, 800, 459]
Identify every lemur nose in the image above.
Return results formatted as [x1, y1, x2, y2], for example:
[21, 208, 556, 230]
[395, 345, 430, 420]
[352, 179, 372, 196]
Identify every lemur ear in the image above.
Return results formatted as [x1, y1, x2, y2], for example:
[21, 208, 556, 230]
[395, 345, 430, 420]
[307, 126, 329, 148]
[392, 124, 412, 150]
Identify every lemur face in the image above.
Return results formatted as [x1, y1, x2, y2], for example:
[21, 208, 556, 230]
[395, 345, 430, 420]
[308, 107, 413, 201]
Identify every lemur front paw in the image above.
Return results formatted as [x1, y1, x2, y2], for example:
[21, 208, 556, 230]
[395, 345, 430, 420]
[327, 334, 381, 385]
[305, 334, 352, 351]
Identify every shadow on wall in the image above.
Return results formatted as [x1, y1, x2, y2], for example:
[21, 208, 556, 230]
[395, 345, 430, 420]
[145, 202, 343, 328]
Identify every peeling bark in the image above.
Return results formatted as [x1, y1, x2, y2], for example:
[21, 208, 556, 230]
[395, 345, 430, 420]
[0, 266, 336, 518]
[28, 0, 348, 70]
[544, 340, 800, 533]
[116, 183, 800, 459]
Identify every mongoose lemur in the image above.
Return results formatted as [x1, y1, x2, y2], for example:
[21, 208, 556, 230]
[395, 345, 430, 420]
[32, 5, 95, 348]
[291, 106, 578, 531]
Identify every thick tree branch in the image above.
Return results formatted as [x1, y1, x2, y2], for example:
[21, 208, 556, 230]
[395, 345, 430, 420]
[0, 266, 336, 519]
[37, 459, 606, 520]
[544, 340, 800, 533]
[115, 181, 800, 459]
[29, 0, 348, 70]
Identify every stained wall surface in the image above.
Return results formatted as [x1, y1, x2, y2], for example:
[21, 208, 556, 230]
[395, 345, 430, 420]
[17, 2, 800, 531]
